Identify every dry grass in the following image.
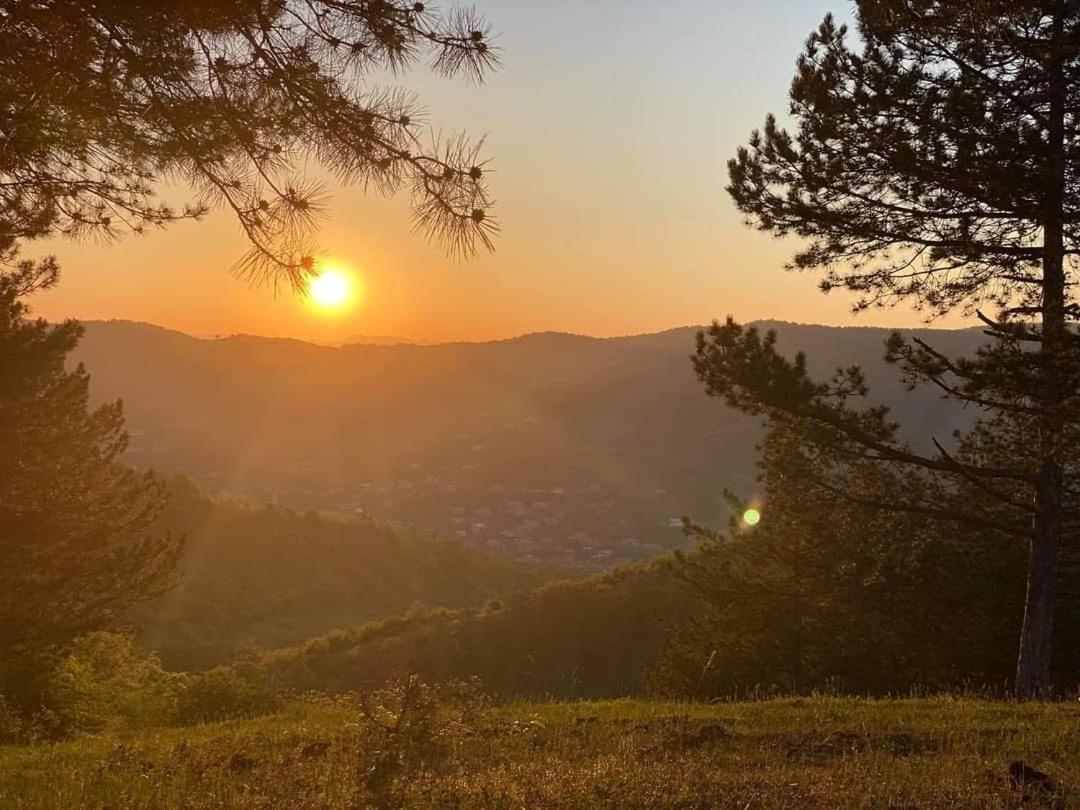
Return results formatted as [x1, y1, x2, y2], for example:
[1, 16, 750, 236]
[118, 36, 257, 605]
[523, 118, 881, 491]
[1, 696, 1079, 808]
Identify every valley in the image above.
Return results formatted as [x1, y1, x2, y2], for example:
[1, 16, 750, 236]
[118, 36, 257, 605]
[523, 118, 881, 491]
[76, 320, 981, 571]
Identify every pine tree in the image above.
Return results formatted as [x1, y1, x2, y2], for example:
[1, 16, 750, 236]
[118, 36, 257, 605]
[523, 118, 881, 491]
[0, 261, 180, 688]
[669, 417, 1024, 696]
[710, 1, 1080, 694]
[0, 0, 499, 691]
[0, 1, 500, 285]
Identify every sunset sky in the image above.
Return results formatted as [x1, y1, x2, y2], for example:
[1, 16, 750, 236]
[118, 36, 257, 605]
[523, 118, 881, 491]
[33, 0, 969, 344]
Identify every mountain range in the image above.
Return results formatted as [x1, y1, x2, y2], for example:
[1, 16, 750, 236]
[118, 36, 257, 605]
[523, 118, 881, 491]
[74, 320, 984, 571]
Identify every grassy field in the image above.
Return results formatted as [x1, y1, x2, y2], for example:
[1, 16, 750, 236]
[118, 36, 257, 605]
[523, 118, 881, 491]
[2, 696, 1079, 808]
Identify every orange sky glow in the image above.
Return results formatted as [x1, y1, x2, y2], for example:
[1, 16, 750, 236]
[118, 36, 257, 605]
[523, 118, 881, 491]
[31, 0, 973, 344]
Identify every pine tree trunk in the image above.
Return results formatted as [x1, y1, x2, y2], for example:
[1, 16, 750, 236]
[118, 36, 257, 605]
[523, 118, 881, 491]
[1016, 462, 1062, 697]
[1016, 0, 1068, 699]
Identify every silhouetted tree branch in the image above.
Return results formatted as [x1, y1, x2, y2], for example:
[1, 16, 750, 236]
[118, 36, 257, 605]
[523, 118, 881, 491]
[0, 0, 501, 289]
[716, 0, 1080, 695]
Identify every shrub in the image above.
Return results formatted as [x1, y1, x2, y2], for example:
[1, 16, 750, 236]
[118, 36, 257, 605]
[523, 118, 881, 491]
[356, 675, 489, 807]
[40, 633, 180, 737]
[175, 664, 283, 725]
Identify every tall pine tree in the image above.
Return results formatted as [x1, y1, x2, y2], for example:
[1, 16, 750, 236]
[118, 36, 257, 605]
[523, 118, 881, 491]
[667, 417, 1024, 696]
[708, 1, 1080, 694]
[0, 261, 179, 689]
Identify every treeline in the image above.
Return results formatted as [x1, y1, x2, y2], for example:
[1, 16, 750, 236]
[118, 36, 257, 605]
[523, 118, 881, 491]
[137, 477, 544, 670]
[233, 420, 1080, 701]
[9, 365, 1080, 739]
[260, 562, 691, 699]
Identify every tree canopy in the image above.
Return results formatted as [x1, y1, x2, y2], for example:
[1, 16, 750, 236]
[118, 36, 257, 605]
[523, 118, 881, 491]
[0, 0, 500, 287]
[0, 261, 179, 702]
[716, 0, 1080, 694]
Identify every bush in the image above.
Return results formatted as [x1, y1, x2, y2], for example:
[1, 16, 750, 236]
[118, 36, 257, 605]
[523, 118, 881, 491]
[356, 676, 489, 807]
[0, 634, 289, 740]
[41, 633, 180, 737]
[175, 663, 283, 725]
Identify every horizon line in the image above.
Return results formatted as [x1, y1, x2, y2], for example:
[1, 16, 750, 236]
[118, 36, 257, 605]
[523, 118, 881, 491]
[79, 317, 985, 348]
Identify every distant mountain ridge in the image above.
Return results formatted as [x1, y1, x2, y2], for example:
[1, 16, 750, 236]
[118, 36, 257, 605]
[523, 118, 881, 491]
[336, 334, 434, 347]
[73, 318, 984, 570]
[182, 327, 431, 347]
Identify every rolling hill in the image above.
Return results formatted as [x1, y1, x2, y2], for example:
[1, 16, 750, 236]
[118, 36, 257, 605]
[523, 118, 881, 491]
[75, 320, 983, 571]
[136, 477, 542, 670]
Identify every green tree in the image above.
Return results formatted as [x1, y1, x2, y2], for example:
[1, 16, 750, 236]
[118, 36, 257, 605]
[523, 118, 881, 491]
[0, 0, 499, 698]
[0, 261, 179, 701]
[710, 0, 1080, 695]
[0, 0, 499, 284]
[666, 417, 1025, 697]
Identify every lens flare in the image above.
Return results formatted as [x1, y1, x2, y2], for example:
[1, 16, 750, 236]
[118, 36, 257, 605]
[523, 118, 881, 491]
[743, 508, 761, 526]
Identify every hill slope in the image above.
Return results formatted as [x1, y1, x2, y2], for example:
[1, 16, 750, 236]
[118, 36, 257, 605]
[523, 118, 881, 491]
[259, 560, 688, 698]
[76, 320, 983, 570]
[2, 697, 1074, 809]
[137, 479, 542, 670]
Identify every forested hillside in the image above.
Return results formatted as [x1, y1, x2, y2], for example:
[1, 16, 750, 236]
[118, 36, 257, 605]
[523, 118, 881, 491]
[260, 561, 688, 698]
[136, 479, 543, 670]
[252, 474, 1057, 703]
[75, 321, 982, 571]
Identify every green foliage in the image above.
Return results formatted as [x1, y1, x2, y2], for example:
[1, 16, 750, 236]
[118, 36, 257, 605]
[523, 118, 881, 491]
[137, 477, 543, 670]
[259, 562, 694, 700]
[727, 2, 1072, 315]
[0, 264, 181, 709]
[1, 1, 499, 281]
[0, 695, 23, 745]
[39, 634, 180, 737]
[0, 633, 181, 743]
[660, 417, 1027, 698]
[175, 660, 283, 727]
[721, 0, 1080, 696]
[239, 415, 1057, 702]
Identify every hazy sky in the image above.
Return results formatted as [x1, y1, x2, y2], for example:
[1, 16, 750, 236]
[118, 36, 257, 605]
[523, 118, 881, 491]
[33, 0, 963, 343]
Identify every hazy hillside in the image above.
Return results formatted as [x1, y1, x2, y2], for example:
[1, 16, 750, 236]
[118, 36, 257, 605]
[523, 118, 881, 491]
[137, 478, 542, 670]
[260, 560, 689, 698]
[76, 320, 983, 571]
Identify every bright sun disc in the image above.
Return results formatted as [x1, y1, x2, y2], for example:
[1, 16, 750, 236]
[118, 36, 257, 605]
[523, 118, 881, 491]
[743, 508, 761, 526]
[309, 269, 352, 309]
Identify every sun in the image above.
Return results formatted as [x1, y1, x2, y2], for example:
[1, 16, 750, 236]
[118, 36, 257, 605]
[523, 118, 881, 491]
[308, 267, 354, 310]
[743, 508, 762, 527]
